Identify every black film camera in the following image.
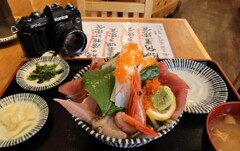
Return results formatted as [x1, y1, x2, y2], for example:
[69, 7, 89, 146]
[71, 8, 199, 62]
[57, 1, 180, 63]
[15, 3, 87, 57]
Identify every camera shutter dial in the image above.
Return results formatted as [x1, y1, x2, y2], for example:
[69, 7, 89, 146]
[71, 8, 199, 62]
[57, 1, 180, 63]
[30, 12, 43, 19]
[21, 16, 32, 23]
[66, 3, 75, 10]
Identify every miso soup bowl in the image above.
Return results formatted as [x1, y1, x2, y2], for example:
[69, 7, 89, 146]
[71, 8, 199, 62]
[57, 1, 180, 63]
[206, 101, 240, 150]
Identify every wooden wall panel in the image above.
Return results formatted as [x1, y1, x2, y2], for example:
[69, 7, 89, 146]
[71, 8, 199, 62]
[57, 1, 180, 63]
[8, 0, 77, 16]
[59, 0, 77, 6]
[8, 0, 34, 16]
[30, 0, 50, 12]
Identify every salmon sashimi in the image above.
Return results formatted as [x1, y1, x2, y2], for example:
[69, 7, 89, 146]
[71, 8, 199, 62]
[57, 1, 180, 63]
[157, 62, 189, 120]
[53, 96, 98, 125]
[58, 78, 88, 103]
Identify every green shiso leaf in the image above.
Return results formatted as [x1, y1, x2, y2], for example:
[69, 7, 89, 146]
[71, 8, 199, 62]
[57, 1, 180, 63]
[140, 65, 159, 86]
[82, 67, 122, 115]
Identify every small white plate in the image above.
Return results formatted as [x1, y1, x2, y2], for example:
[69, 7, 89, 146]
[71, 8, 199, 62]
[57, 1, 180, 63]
[0, 34, 17, 43]
[16, 56, 70, 91]
[161, 59, 228, 114]
[0, 93, 49, 148]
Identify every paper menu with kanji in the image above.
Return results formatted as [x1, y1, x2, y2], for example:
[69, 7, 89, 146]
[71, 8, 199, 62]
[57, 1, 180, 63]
[79, 21, 174, 58]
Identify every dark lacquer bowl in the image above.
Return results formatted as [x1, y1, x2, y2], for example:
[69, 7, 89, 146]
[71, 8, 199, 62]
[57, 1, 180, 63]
[206, 101, 240, 150]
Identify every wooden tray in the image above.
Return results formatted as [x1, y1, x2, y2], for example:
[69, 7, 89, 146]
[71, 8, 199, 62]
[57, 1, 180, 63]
[0, 59, 239, 151]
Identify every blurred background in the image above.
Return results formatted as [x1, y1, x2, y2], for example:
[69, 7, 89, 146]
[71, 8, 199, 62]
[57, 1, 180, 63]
[168, 0, 240, 91]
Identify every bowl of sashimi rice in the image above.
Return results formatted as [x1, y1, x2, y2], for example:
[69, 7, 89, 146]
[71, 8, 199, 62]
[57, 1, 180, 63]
[54, 43, 189, 148]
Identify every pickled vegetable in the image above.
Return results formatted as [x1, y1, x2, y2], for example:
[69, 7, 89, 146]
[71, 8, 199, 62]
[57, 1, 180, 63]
[27, 63, 64, 83]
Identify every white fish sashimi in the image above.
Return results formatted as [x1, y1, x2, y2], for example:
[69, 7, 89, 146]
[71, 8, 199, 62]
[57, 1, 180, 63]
[111, 78, 131, 108]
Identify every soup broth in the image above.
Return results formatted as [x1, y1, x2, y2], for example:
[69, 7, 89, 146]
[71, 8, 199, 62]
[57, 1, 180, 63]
[208, 114, 240, 151]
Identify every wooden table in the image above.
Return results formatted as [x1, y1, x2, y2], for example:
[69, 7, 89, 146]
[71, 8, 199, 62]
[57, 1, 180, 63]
[0, 17, 211, 96]
[2, 17, 240, 151]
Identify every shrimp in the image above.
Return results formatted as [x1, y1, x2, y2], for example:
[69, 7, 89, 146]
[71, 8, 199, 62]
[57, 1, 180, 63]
[127, 72, 146, 124]
[115, 112, 158, 137]
[115, 112, 137, 134]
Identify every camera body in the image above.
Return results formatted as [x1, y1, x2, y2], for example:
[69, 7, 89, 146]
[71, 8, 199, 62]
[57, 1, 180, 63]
[15, 3, 87, 57]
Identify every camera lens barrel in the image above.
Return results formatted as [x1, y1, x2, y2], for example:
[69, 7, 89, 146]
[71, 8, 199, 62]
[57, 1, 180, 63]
[55, 22, 87, 56]
[63, 29, 87, 56]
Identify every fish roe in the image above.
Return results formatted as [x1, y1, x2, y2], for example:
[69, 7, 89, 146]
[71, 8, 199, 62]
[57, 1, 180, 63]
[114, 43, 157, 84]
[140, 57, 157, 70]
[142, 77, 161, 110]
[114, 43, 143, 83]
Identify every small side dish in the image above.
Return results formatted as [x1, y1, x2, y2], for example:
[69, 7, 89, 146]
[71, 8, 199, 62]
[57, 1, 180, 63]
[16, 56, 70, 91]
[206, 102, 240, 151]
[161, 59, 228, 114]
[0, 101, 39, 140]
[0, 93, 49, 148]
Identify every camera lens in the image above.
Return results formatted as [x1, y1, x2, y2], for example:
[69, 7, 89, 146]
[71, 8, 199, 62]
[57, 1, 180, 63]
[55, 23, 87, 56]
[63, 30, 87, 56]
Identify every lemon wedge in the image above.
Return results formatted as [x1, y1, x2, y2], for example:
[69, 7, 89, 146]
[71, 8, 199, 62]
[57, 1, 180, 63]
[146, 86, 176, 121]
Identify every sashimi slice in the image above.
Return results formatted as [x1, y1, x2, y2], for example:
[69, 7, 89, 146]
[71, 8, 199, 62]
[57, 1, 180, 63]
[171, 89, 188, 120]
[58, 78, 88, 103]
[111, 78, 131, 108]
[53, 97, 98, 125]
[157, 62, 189, 120]
[89, 58, 106, 70]
[157, 62, 190, 93]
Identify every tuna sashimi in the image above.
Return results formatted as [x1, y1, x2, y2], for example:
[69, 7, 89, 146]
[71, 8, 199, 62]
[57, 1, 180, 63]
[157, 62, 189, 93]
[157, 62, 189, 120]
[58, 78, 88, 103]
[53, 96, 98, 125]
[171, 89, 188, 120]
